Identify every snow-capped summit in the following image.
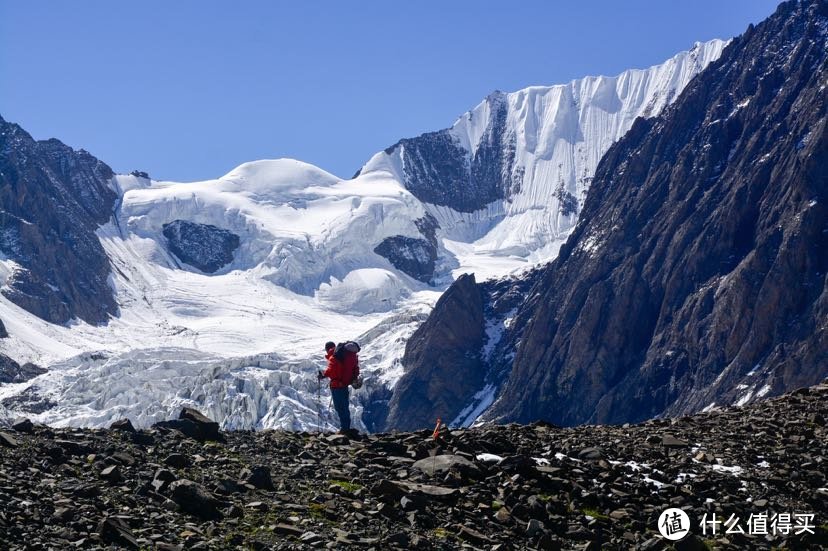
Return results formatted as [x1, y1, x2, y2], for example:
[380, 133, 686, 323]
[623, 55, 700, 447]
[361, 39, 728, 278]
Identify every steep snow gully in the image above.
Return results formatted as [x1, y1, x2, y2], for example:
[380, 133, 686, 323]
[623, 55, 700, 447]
[0, 40, 726, 431]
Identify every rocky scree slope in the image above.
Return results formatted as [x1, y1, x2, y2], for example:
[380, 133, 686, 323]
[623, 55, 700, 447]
[392, 0, 828, 430]
[0, 115, 117, 326]
[0, 382, 826, 550]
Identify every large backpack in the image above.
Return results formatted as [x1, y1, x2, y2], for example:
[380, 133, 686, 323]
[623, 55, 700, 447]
[333, 341, 361, 386]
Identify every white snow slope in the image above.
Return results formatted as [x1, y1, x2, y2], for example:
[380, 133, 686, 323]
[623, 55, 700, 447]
[0, 40, 726, 431]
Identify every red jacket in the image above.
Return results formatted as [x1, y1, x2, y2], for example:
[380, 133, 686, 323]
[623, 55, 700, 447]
[323, 351, 359, 389]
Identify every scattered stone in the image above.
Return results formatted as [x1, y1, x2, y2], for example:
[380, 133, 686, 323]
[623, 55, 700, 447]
[152, 469, 177, 492]
[110, 418, 136, 433]
[325, 433, 350, 446]
[164, 453, 189, 468]
[495, 508, 512, 523]
[11, 417, 34, 433]
[577, 447, 604, 460]
[300, 531, 323, 544]
[98, 517, 140, 549]
[411, 454, 479, 477]
[456, 525, 494, 545]
[527, 518, 545, 537]
[239, 465, 274, 490]
[662, 435, 689, 448]
[246, 501, 268, 512]
[273, 523, 303, 537]
[51, 507, 75, 523]
[178, 407, 221, 441]
[169, 479, 223, 520]
[0, 431, 18, 448]
[100, 464, 121, 483]
[0, 383, 824, 550]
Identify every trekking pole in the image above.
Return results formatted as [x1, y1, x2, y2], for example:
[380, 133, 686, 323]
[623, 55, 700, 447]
[316, 375, 321, 434]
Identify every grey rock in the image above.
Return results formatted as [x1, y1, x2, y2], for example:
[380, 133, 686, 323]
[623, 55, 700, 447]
[0, 432, 19, 448]
[577, 447, 604, 460]
[100, 465, 121, 483]
[110, 419, 136, 433]
[164, 453, 189, 468]
[0, 116, 118, 324]
[11, 417, 34, 433]
[169, 479, 223, 520]
[0, 354, 46, 384]
[152, 468, 177, 492]
[662, 435, 689, 448]
[162, 220, 239, 274]
[412, 454, 479, 477]
[239, 465, 274, 490]
[456, 524, 494, 545]
[386, 274, 486, 431]
[273, 523, 303, 537]
[384, 92, 520, 213]
[526, 518, 545, 537]
[374, 215, 439, 283]
[97, 517, 139, 549]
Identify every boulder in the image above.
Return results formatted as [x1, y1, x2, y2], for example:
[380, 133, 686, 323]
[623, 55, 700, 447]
[169, 479, 223, 520]
[412, 454, 480, 477]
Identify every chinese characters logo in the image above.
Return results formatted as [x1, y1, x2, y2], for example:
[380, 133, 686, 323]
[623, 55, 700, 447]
[658, 508, 691, 541]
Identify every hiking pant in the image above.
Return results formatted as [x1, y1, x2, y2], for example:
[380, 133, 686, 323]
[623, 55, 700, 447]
[331, 387, 351, 431]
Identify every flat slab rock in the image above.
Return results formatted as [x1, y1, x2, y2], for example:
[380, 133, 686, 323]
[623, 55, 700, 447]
[412, 454, 478, 476]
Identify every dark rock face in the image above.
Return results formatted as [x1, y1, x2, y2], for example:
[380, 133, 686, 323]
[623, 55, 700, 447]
[386, 92, 522, 212]
[374, 214, 439, 283]
[162, 220, 240, 274]
[0, 318, 7, 338]
[0, 116, 118, 324]
[0, 353, 46, 384]
[389, 0, 828, 429]
[488, 0, 828, 426]
[382, 268, 539, 432]
[385, 274, 486, 431]
[0, 386, 55, 413]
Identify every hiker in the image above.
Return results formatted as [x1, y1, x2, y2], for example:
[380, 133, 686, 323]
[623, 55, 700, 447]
[318, 341, 361, 435]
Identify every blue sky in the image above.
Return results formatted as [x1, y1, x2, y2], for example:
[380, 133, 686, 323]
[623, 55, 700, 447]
[1, 0, 780, 181]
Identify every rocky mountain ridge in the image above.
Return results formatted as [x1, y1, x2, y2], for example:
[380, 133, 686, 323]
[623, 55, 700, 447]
[0, 115, 118, 325]
[390, 0, 828, 431]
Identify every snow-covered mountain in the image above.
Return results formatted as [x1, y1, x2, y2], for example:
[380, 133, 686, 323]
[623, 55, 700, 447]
[359, 39, 726, 279]
[0, 39, 726, 431]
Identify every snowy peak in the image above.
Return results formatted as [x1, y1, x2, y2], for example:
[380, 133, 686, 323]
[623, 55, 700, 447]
[219, 158, 341, 194]
[358, 39, 728, 277]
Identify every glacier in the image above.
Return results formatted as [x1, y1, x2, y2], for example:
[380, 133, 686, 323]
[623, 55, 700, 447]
[0, 39, 727, 431]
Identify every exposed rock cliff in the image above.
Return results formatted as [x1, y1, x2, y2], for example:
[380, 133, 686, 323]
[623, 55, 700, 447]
[162, 220, 240, 274]
[0, 116, 117, 324]
[385, 274, 485, 430]
[389, 0, 828, 429]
